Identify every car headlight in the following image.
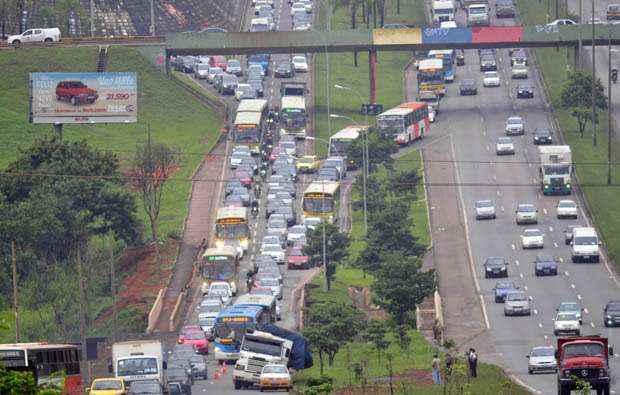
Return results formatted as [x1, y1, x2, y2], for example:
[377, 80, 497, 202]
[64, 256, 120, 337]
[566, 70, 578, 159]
[607, 314, 613, 319]
[486, 267, 492, 271]
[214, 346, 221, 353]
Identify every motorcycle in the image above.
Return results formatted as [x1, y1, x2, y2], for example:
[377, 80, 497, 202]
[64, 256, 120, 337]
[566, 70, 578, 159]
[612, 68, 618, 84]
[251, 201, 259, 217]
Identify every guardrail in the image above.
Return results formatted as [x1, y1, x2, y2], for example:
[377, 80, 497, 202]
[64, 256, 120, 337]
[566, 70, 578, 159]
[0, 35, 165, 50]
[146, 288, 166, 334]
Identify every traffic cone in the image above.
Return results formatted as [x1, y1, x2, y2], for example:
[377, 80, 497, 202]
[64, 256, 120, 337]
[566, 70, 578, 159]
[214, 371, 221, 380]
[221, 362, 228, 373]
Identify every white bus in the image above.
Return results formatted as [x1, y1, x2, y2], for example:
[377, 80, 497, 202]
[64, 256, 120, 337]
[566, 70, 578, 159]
[432, 0, 456, 24]
[280, 95, 307, 138]
[329, 125, 364, 169]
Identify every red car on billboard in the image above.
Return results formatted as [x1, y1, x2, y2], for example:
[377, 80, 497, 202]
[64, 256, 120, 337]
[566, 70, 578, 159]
[55, 80, 99, 105]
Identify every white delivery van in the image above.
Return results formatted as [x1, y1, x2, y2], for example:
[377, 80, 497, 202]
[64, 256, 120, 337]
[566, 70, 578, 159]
[571, 227, 601, 263]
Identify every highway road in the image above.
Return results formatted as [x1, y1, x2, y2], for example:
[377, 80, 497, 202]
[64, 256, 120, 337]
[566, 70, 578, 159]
[419, 3, 620, 394]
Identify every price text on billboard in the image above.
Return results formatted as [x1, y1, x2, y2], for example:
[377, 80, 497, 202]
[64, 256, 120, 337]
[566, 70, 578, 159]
[29, 72, 138, 124]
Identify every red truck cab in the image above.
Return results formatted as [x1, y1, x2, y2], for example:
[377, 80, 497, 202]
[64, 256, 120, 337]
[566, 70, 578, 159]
[556, 335, 614, 395]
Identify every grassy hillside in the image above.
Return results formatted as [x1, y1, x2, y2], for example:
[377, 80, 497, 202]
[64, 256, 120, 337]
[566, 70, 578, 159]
[0, 46, 223, 239]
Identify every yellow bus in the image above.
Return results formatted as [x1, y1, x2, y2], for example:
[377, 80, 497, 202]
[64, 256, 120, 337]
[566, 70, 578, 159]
[302, 180, 340, 223]
[215, 206, 250, 252]
[417, 58, 445, 96]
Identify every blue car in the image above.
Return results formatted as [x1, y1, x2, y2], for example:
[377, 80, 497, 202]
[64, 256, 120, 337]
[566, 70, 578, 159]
[534, 255, 558, 276]
[248, 54, 270, 75]
[492, 281, 519, 303]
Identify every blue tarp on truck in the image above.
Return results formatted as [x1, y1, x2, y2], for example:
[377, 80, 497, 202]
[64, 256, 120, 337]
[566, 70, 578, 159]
[259, 323, 313, 370]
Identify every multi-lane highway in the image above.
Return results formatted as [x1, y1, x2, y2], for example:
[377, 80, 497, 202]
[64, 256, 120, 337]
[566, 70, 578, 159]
[420, 3, 620, 394]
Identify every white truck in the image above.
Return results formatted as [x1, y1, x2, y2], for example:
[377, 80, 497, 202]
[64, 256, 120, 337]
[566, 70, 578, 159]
[232, 329, 292, 389]
[571, 227, 601, 263]
[7, 28, 60, 45]
[466, 2, 490, 26]
[539, 146, 572, 195]
[110, 340, 167, 387]
[432, 0, 456, 24]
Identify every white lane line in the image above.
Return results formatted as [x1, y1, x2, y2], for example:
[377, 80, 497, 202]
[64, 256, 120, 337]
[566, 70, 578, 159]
[570, 284, 576, 289]
[590, 322, 595, 328]
[497, 190, 501, 196]
[528, 295, 533, 300]
[533, 309, 538, 315]
[544, 335, 549, 340]
[564, 271, 570, 276]
[511, 244, 516, 250]
[515, 259, 520, 266]
[501, 205, 505, 211]
[542, 208, 548, 215]
[524, 286, 528, 291]
[559, 257, 564, 263]
[483, 130, 487, 136]
[532, 177, 537, 184]
[486, 145, 490, 151]
[549, 226, 553, 232]
[553, 242, 559, 248]
[584, 308, 589, 314]
[577, 294, 582, 300]
[528, 163, 532, 167]
[520, 273, 524, 279]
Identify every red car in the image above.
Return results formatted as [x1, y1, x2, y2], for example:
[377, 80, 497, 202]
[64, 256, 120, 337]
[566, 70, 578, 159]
[178, 326, 209, 354]
[235, 169, 253, 187]
[288, 247, 309, 269]
[211, 55, 227, 69]
[55, 81, 99, 105]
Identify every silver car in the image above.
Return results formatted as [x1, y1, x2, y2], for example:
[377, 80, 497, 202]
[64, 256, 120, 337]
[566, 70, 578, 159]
[505, 116, 525, 135]
[474, 200, 496, 219]
[516, 204, 538, 224]
[504, 291, 531, 316]
[527, 346, 557, 374]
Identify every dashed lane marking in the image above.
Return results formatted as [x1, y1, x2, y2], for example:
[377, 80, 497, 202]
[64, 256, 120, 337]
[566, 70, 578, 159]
[519, 273, 524, 279]
[559, 257, 564, 263]
[542, 208, 547, 215]
[511, 244, 516, 250]
[553, 242, 558, 248]
[571, 284, 575, 289]
[577, 294, 582, 300]
[515, 259, 520, 266]
[584, 308, 589, 314]
[549, 226, 553, 232]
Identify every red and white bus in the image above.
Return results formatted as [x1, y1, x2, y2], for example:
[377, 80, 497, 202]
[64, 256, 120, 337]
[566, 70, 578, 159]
[377, 102, 430, 146]
[0, 342, 82, 394]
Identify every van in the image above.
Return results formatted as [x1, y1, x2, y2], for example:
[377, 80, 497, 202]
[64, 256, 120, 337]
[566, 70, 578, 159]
[7, 27, 60, 44]
[571, 227, 601, 262]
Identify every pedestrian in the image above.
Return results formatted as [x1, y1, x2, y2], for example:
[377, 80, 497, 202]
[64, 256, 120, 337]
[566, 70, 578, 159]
[467, 348, 478, 378]
[445, 351, 454, 377]
[431, 354, 442, 385]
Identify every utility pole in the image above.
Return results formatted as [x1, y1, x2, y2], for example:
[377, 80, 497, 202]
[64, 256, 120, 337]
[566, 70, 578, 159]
[76, 241, 89, 386]
[325, 2, 332, 139]
[90, 0, 94, 37]
[608, 28, 613, 185]
[11, 241, 20, 342]
[150, 0, 156, 36]
[579, 0, 583, 69]
[109, 238, 118, 342]
[592, 0, 597, 146]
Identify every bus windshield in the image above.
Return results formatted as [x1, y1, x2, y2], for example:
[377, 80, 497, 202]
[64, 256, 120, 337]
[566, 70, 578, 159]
[418, 70, 444, 83]
[204, 259, 235, 280]
[303, 197, 334, 213]
[234, 125, 260, 143]
[216, 223, 249, 239]
[281, 108, 306, 128]
[117, 357, 158, 376]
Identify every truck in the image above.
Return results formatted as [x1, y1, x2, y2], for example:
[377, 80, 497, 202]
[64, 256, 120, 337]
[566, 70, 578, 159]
[109, 340, 166, 387]
[432, 0, 456, 24]
[539, 145, 572, 195]
[259, 323, 313, 371]
[280, 81, 307, 98]
[232, 329, 293, 389]
[571, 227, 601, 263]
[556, 335, 614, 395]
[466, 2, 490, 26]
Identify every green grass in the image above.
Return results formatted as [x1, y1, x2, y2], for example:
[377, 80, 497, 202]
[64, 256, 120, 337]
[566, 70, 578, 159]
[0, 46, 223, 239]
[516, 0, 620, 271]
[313, 0, 427, 156]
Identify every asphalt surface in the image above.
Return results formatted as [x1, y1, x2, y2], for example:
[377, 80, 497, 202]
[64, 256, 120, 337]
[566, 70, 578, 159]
[418, 4, 620, 394]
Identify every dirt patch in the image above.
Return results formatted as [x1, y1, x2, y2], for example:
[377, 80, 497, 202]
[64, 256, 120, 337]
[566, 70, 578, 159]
[93, 239, 179, 326]
[335, 370, 434, 394]
[347, 286, 389, 320]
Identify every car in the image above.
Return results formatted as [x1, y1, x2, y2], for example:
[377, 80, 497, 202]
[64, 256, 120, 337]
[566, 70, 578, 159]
[484, 256, 508, 278]
[260, 244, 286, 264]
[547, 18, 577, 26]
[250, 17, 271, 32]
[556, 200, 578, 218]
[479, 55, 497, 71]
[304, 216, 322, 230]
[317, 167, 340, 181]
[7, 27, 61, 44]
[521, 228, 544, 249]
[533, 128, 553, 144]
[288, 247, 309, 269]
[510, 49, 528, 66]
[234, 83, 257, 100]
[298, 0, 313, 12]
[553, 311, 581, 336]
[556, 301, 583, 323]
[211, 55, 227, 69]
[188, 354, 208, 380]
[272, 206, 296, 226]
[290, 2, 307, 15]
[206, 67, 224, 84]
[248, 64, 265, 80]
[526, 346, 557, 374]
[455, 49, 465, 65]
[504, 291, 531, 316]
[607, 4, 620, 20]
[492, 281, 519, 303]
[178, 327, 209, 354]
[194, 63, 210, 79]
[496, 0, 516, 18]
[296, 155, 320, 173]
[563, 225, 579, 245]
[505, 116, 525, 135]
[198, 296, 225, 312]
[516, 204, 538, 224]
[292, 55, 309, 72]
[323, 156, 347, 178]
[127, 380, 164, 395]
[482, 71, 500, 87]
[207, 282, 232, 305]
[218, 74, 238, 95]
[255, 7, 276, 29]
[256, 265, 283, 284]
[89, 378, 127, 395]
[259, 364, 292, 391]
[287, 225, 307, 244]
[166, 366, 193, 394]
[247, 78, 264, 97]
[496, 137, 515, 155]
[55, 80, 99, 105]
[516, 83, 534, 98]
[478, 48, 496, 58]
[274, 62, 295, 78]
[534, 254, 558, 276]
[459, 79, 478, 95]
[603, 300, 620, 327]
[226, 59, 242, 76]
[587, 17, 606, 24]
[474, 200, 496, 219]
[511, 63, 528, 79]
[254, 275, 282, 299]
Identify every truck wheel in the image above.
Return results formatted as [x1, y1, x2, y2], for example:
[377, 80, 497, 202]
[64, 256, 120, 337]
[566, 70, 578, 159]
[44, 37, 52, 42]
[557, 383, 570, 395]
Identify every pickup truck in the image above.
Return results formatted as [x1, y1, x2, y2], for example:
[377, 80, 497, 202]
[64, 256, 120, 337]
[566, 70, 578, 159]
[7, 27, 60, 44]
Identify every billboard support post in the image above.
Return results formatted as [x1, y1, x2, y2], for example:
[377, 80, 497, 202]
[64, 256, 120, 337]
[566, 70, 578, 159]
[53, 123, 63, 140]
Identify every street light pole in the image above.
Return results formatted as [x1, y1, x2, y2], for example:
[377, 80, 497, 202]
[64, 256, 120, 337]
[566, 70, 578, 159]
[592, 0, 597, 146]
[608, 31, 613, 185]
[579, 0, 583, 69]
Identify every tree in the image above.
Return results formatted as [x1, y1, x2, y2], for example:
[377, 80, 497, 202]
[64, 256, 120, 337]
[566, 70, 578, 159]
[372, 251, 436, 326]
[303, 223, 349, 289]
[387, 168, 421, 201]
[560, 71, 607, 138]
[363, 319, 389, 364]
[346, 130, 396, 173]
[131, 135, 179, 241]
[303, 299, 364, 370]
[352, 173, 386, 213]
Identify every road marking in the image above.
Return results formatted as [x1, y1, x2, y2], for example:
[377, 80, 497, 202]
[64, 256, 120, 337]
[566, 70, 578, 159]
[524, 285, 528, 291]
[483, 130, 487, 136]
[515, 259, 520, 266]
[584, 308, 589, 314]
[542, 208, 547, 215]
[497, 190, 501, 196]
[538, 322, 542, 328]
[529, 163, 532, 167]
[590, 322, 595, 328]
[493, 175, 497, 181]
[532, 177, 537, 184]
[564, 271, 570, 277]
[570, 283, 575, 289]
[520, 273, 524, 279]
[544, 335, 549, 340]
[511, 244, 516, 250]
[559, 257, 564, 263]
[528, 295, 533, 300]
[486, 145, 490, 151]
[534, 309, 538, 315]
[577, 294, 582, 300]
[501, 205, 505, 211]
[553, 242, 558, 248]
[549, 226, 553, 232]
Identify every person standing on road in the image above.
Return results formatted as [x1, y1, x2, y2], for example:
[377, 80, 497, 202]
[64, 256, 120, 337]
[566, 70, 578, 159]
[445, 351, 454, 378]
[467, 348, 478, 378]
[432, 354, 442, 385]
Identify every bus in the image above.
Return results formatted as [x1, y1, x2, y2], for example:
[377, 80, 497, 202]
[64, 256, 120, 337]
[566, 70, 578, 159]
[200, 245, 240, 295]
[428, 49, 455, 82]
[329, 125, 364, 169]
[279, 95, 307, 138]
[213, 305, 266, 362]
[377, 102, 430, 145]
[215, 206, 250, 253]
[302, 180, 340, 223]
[234, 293, 279, 323]
[233, 111, 264, 155]
[237, 98, 268, 117]
[0, 343, 82, 394]
[417, 58, 445, 95]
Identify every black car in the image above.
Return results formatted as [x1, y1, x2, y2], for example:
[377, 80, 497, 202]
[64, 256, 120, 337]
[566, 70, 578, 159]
[459, 79, 478, 95]
[484, 256, 508, 278]
[274, 62, 295, 78]
[511, 49, 528, 66]
[455, 49, 465, 66]
[127, 380, 164, 395]
[516, 83, 534, 98]
[534, 254, 558, 276]
[496, 0, 516, 17]
[480, 55, 497, 71]
[167, 366, 193, 394]
[218, 74, 238, 95]
[603, 300, 620, 327]
[248, 78, 264, 97]
[533, 128, 553, 145]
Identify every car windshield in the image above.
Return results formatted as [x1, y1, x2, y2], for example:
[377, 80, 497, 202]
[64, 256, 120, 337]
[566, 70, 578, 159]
[92, 380, 123, 390]
[514, 64, 527, 70]
[461, 80, 475, 86]
[531, 347, 555, 357]
[486, 257, 505, 266]
[524, 229, 542, 237]
[506, 292, 527, 301]
[519, 205, 536, 212]
[262, 365, 289, 374]
[536, 255, 554, 263]
[557, 312, 578, 321]
[564, 343, 604, 358]
[185, 332, 205, 340]
[129, 381, 161, 393]
[258, 278, 279, 286]
[574, 236, 598, 245]
[507, 117, 522, 125]
[559, 303, 580, 311]
[476, 200, 493, 208]
[558, 201, 575, 207]
[199, 316, 216, 326]
[535, 129, 551, 136]
[263, 245, 282, 252]
[496, 281, 515, 289]
[485, 72, 498, 78]
[607, 303, 620, 311]
[497, 138, 512, 144]
[293, 56, 306, 63]
[117, 357, 158, 376]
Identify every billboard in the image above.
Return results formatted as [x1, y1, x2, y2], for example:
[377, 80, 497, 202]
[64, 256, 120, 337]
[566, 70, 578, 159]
[29, 72, 138, 124]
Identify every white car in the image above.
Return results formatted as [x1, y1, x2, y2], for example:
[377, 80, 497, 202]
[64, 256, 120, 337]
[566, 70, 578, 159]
[304, 217, 321, 230]
[482, 71, 500, 87]
[496, 137, 515, 155]
[474, 200, 496, 219]
[207, 282, 232, 305]
[291, 55, 309, 72]
[553, 311, 581, 336]
[259, 364, 292, 391]
[547, 19, 577, 26]
[287, 225, 307, 244]
[527, 346, 557, 374]
[505, 116, 525, 135]
[516, 204, 538, 224]
[511, 63, 528, 79]
[7, 27, 61, 44]
[556, 200, 578, 219]
[290, 2, 307, 16]
[260, 243, 286, 264]
[521, 228, 544, 249]
[504, 291, 531, 316]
